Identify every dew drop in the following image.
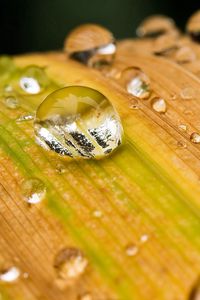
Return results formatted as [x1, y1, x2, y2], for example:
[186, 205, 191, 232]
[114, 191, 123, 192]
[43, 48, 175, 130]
[4, 96, 19, 109]
[54, 247, 88, 285]
[140, 234, 149, 243]
[190, 132, 200, 144]
[64, 24, 115, 67]
[119, 67, 151, 99]
[92, 210, 102, 218]
[136, 15, 176, 38]
[21, 178, 46, 204]
[18, 66, 49, 94]
[180, 87, 196, 100]
[178, 124, 188, 132]
[3, 84, 13, 93]
[151, 97, 167, 113]
[55, 162, 67, 174]
[34, 86, 123, 159]
[186, 11, 200, 42]
[125, 244, 138, 256]
[0, 266, 20, 283]
[79, 293, 92, 300]
[22, 272, 29, 279]
[177, 141, 187, 148]
[174, 46, 196, 64]
[129, 99, 140, 110]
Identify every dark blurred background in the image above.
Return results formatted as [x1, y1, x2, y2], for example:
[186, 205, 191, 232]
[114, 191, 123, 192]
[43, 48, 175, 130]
[0, 0, 199, 54]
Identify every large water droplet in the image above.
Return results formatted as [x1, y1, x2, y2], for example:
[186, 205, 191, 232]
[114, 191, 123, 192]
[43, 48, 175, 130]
[34, 86, 123, 159]
[64, 24, 115, 67]
[136, 15, 176, 38]
[119, 67, 151, 99]
[4, 96, 19, 109]
[18, 66, 49, 94]
[190, 132, 200, 144]
[151, 97, 167, 113]
[21, 178, 46, 204]
[54, 247, 88, 285]
[0, 266, 20, 283]
[187, 11, 200, 42]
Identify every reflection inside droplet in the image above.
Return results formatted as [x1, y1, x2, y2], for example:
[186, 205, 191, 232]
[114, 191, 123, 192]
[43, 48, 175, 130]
[190, 132, 200, 144]
[34, 86, 123, 159]
[119, 67, 151, 99]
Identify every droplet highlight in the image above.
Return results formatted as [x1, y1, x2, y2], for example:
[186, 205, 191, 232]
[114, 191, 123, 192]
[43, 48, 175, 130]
[34, 86, 123, 159]
[21, 178, 46, 204]
[151, 97, 167, 113]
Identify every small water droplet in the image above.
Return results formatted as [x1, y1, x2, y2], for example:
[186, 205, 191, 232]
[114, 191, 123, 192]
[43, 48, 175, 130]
[4, 96, 19, 109]
[177, 141, 187, 148]
[119, 67, 151, 99]
[151, 97, 167, 113]
[174, 46, 196, 63]
[136, 15, 176, 38]
[129, 99, 140, 110]
[140, 234, 149, 243]
[92, 210, 102, 218]
[34, 86, 123, 159]
[125, 244, 138, 256]
[16, 113, 34, 123]
[22, 272, 29, 279]
[21, 178, 46, 204]
[180, 87, 196, 100]
[170, 93, 177, 101]
[178, 124, 188, 132]
[64, 24, 115, 67]
[79, 293, 92, 300]
[3, 84, 13, 93]
[186, 11, 200, 42]
[190, 132, 200, 144]
[18, 66, 49, 94]
[55, 162, 67, 174]
[0, 266, 20, 283]
[54, 247, 88, 285]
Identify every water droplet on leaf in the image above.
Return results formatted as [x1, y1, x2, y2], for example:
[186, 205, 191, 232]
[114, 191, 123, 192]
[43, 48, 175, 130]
[190, 132, 200, 144]
[4, 96, 19, 109]
[18, 66, 49, 94]
[180, 87, 196, 100]
[125, 244, 138, 256]
[177, 141, 187, 148]
[119, 67, 151, 99]
[140, 234, 149, 243]
[16, 113, 34, 123]
[79, 293, 92, 300]
[136, 15, 176, 38]
[0, 266, 20, 283]
[178, 124, 187, 132]
[187, 11, 200, 42]
[54, 247, 88, 285]
[21, 178, 46, 204]
[64, 24, 115, 67]
[151, 97, 167, 113]
[92, 210, 102, 218]
[34, 86, 123, 159]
